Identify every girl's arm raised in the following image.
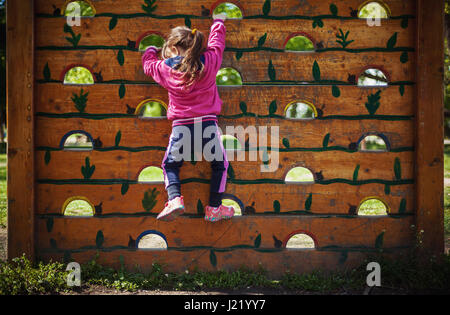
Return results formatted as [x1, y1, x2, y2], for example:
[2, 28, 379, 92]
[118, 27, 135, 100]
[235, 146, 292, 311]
[207, 17, 226, 72]
[142, 46, 168, 88]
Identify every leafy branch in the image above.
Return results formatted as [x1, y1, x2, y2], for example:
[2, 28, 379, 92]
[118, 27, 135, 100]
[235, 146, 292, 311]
[336, 29, 354, 48]
[71, 89, 89, 113]
[142, 0, 158, 14]
[63, 23, 81, 47]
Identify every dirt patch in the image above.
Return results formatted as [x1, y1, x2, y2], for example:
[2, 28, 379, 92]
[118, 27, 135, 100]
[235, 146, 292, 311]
[0, 227, 6, 261]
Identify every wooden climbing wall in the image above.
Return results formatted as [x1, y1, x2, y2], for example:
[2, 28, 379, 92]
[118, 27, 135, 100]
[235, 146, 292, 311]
[7, 0, 445, 276]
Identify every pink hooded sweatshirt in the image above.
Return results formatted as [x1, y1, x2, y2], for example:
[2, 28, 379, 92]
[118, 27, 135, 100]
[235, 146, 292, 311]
[141, 20, 226, 121]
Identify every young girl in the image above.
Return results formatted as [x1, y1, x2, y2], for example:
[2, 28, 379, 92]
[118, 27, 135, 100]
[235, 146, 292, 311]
[142, 14, 235, 222]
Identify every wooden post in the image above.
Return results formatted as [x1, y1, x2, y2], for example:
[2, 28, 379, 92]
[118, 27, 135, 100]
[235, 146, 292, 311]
[7, 0, 35, 260]
[415, 0, 445, 258]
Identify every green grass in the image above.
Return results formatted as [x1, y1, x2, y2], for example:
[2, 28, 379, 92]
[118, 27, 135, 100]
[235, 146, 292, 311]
[358, 198, 388, 216]
[138, 166, 164, 183]
[2, 252, 449, 295]
[0, 154, 6, 227]
[445, 145, 450, 236]
[64, 199, 93, 216]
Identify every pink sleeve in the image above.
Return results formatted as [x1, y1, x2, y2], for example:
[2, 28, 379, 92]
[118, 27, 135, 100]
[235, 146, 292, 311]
[206, 19, 226, 72]
[142, 47, 168, 88]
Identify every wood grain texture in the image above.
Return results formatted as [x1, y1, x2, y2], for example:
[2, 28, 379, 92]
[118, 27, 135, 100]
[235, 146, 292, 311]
[7, 0, 35, 260]
[36, 215, 415, 250]
[35, 117, 414, 149]
[36, 150, 414, 181]
[36, 17, 415, 50]
[35, 182, 414, 215]
[36, 49, 414, 83]
[35, 0, 416, 17]
[36, 84, 414, 117]
[39, 249, 412, 277]
[414, 0, 444, 257]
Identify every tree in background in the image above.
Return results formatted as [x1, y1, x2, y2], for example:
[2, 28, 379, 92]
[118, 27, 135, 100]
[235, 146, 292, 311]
[0, 0, 5, 144]
[445, 0, 450, 138]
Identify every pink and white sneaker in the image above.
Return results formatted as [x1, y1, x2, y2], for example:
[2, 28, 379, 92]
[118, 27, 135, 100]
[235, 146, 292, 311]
[204, 204, 235, 222]
[157, 196, 185, 221]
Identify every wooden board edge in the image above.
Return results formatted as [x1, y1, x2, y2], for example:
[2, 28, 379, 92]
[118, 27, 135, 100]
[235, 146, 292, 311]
[7, 0, 35, 261]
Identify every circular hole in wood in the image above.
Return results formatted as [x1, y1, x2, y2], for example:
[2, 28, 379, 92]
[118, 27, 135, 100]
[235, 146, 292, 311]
[285, 101, 316, 120]
[212, 2, 243, 19]
[358, 197, 389, 216]
[216, 68, 243, 86]
[285, 167, 315, 184]
[138, 166, 164, 183]
[64, 66, 95, 85]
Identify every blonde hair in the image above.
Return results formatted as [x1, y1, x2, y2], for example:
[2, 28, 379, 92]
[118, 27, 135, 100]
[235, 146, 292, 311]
[162, 26, 206, 88]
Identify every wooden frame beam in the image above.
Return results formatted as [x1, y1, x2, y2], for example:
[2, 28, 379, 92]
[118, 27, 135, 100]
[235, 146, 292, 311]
[415, 0, 445, 258]
[7, 0, 35, 260]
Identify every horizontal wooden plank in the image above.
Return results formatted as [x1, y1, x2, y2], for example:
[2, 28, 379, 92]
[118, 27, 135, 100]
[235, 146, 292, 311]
[37, 150, 414, 181]
[39, 249, 411, 277]
[35, 0, 416, 17]
[36, 17, 415, 50]
[35, 182, 414, 215]
[36, 84, 415, 117]
[36, 50, 415, 84]
[35, 116, 414, 149]
[36, 215, 415, 250]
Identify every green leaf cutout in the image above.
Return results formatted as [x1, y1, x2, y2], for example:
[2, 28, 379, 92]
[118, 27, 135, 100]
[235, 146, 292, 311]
[236, 51, 243, 61]
[81, 157, 95, 179]
[262, 0, 271, 15]
[258, 33, 267, 47]
[384, 184, 390, 195]
[197, 199, 204, 215]
[115, 130, 122, 147]
[313, 18, 324, 28]
[43, 62, 51, 81]
[282, 138, 290, 149]
[332, 85, 340, 98]
[119, 83, 126, 99]
[305, 193, 312, 211]
[323, 133, 330, 148]
[239, 101, 247, 114]
[227, 163, 235, 179]
[44, 150, 51, 165]
[121, 182, 129, 195]
[185, 17, 191, 28]
[109, 16, 118, 30]
[394, 157, 401, 180]
[117, 49, 124, 66]
[365, 90, 381, 115]
[142, 188, 159, 212]
[375, 231, 385, 250]
[387, 32, 398, 49]
[209, 250, 217, 267]
[96, 230, 104, 249]
[46, 217, 54, 233]
[312, 61, 321, 81]
[269, 100, 277, 115]
[142, 0, 158, 14]
[401, 18, 408, 29]
[353, 164, 360, 182]
[399, 198, 406, 214]
[330, 4, 338, 16]
[273, 200, 280, 213]
[268, 60, 276, 81]
[254, 234, 262, 248]
[71, 89, 89, 113]
[400, 51, 408, 64]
